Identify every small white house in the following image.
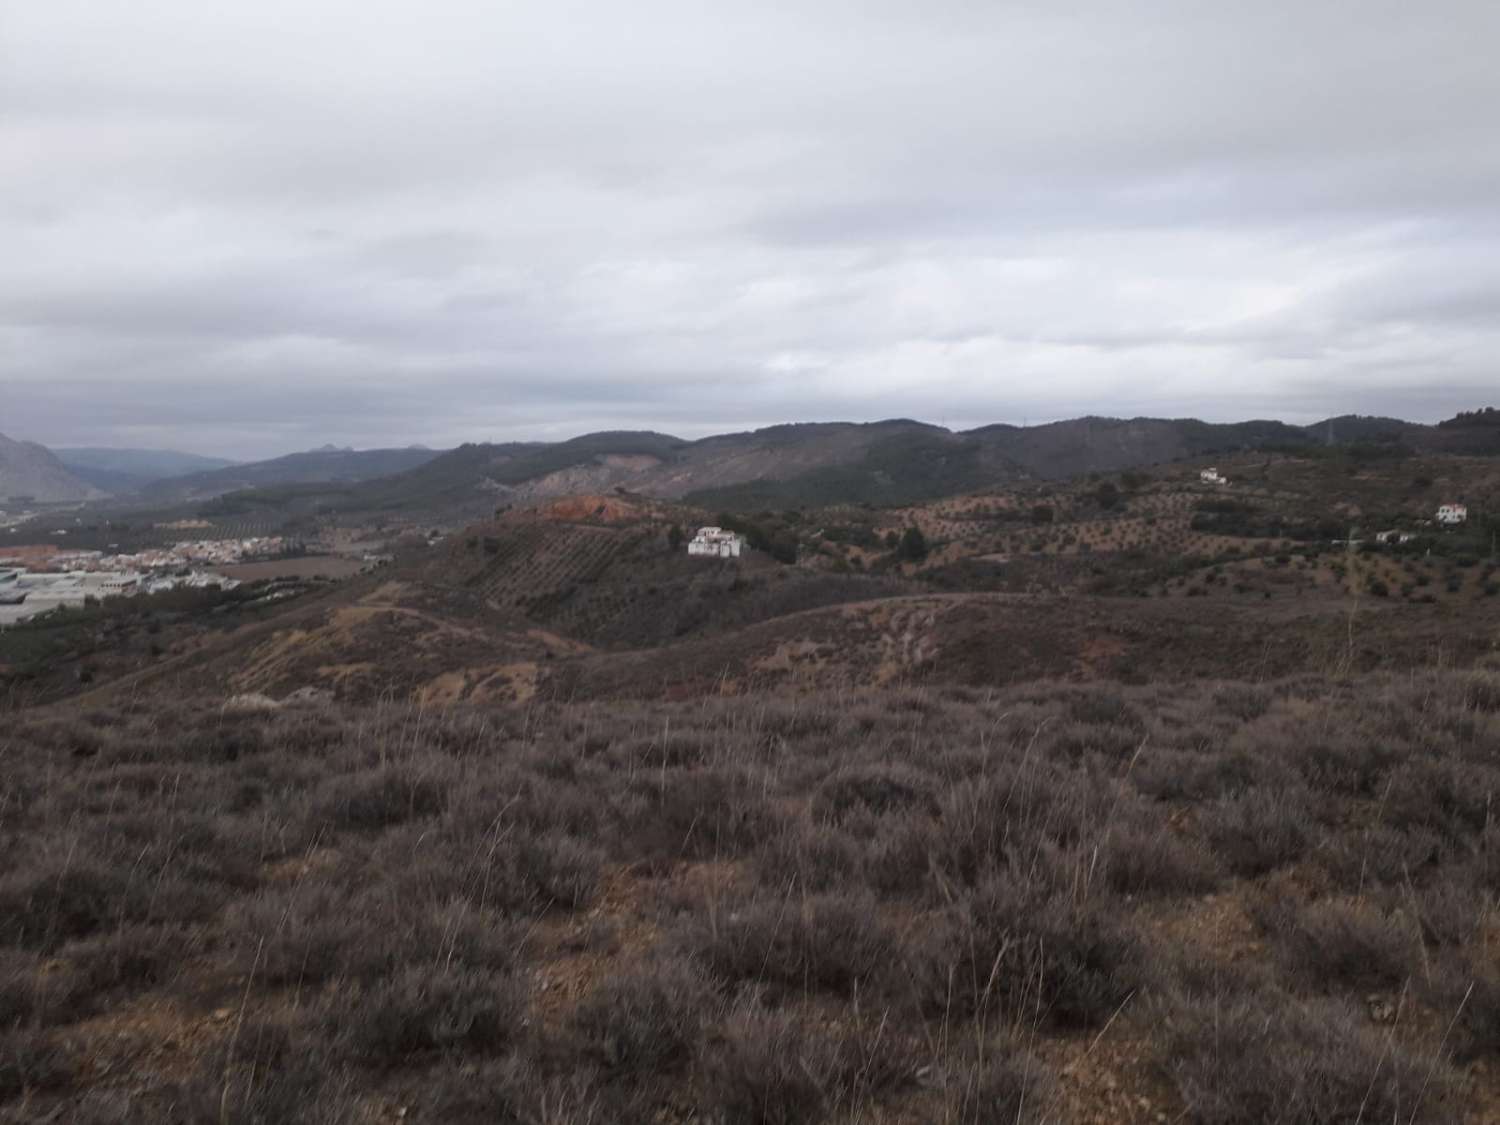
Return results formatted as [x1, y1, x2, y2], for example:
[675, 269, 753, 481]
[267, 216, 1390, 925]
[1199, 467, 1228, 486]
[1374, 530, 1417, 545]
[687, 526, 743, 558]
[1437, 503, 1468, 526]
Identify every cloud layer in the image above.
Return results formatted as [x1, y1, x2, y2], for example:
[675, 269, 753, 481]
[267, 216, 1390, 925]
[5, 0, 1499, 457]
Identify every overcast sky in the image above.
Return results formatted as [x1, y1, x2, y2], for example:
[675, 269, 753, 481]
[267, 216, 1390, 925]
[4, 0, 1499, 459]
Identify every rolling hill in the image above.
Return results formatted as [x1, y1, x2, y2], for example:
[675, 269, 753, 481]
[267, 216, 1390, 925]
[52, 447, 239, 494]
[100, 408, 1500, 523]
[0, 432, 106, 503]
[139, 445, 447, 503]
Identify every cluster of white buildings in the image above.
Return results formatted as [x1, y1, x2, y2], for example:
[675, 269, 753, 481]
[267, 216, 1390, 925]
[1437, 503, 1468, 526]
[687, 526, 744, 558]
[31, 537, 292, 574]
[1199, 468, 1229, 486]
[132, 537, 289, 568]
[0, 567, 240, 626]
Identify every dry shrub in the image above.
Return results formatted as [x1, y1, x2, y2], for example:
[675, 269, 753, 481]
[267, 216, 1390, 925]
[947, 1050, 1055, 1124]
[393, 828, 606, 915]
[0, 1028, 73, 1103]
[936, 762, 1112, 883]
[232, 883, 519, 988]
[1203, 788, 1310, 877]
[147, 1061, 354, 1125]
[317, 766, 448, 831]
[1211, 684, 1272, 721]
[567, 957, 710, 1077]
[620, 767, 779, 863]
[1253, 896, 1413, 990]
[812, 764, 939, 824]
[330, 964, 524, 1065]
[1066, 689, 1144, 730]
[1315, 824, 1443, 891]
[754, 820, 865, 894]
[422, 1057, 603, 1124]
[1101, 823, 1222, 897]
[62, 924, 178, 999]
[1383, 759, 1496, 845]
[0, 865, 124, 953]
[909, 877, 1143, 1029]
[1163, 993, 1456, 1124]
[700, 1000, 910, 1125]
[685, 891, 899, 996]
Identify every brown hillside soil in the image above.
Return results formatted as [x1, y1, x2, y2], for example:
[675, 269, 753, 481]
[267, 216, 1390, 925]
[531, 494, 650, 524]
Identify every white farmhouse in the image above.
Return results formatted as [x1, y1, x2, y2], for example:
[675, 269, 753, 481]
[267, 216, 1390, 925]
[1199, 468, 1228, 486]
[687, 526, 743, 558]
[1437, 503, 1468, 526]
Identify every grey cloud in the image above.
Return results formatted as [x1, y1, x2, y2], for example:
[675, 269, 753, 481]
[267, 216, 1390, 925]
[3, 0, 1499, 459]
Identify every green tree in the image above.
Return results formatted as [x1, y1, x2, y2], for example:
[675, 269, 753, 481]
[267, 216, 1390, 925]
[899, 526, 928, 562]
[667, 524, 685, 551]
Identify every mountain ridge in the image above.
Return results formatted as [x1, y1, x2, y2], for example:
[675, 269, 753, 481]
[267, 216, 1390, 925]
[0, 432, 107, 503]
[13, 406, 1498, 515]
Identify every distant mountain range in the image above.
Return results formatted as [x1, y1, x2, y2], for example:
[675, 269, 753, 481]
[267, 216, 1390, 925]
[328, 412, 1500, 514]
[340, 412, 1496, 513]
[7, 409, 1496, 515]
[138, 446, 446, 503]
[53, 447, 240, 494]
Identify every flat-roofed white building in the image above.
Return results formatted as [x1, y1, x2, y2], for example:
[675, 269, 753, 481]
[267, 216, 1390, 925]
[1437, 503, 1468, 525]
[687, 526, 743, 558]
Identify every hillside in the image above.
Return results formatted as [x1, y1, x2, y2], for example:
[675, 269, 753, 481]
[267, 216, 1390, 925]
[0, 433, 106, 503]
[94, 411, 1500, 526]
[347, 414, 1499, 515]
[52, 447, 239, 494]
[140, 446, 446, 503]
[5, 443, 1500, 1122]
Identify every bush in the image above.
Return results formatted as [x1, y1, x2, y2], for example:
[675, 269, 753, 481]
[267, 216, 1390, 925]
[700, 1002, 910, 1125]
[332, 965, 524, 1065]
[568, 957, 709, 1078]
[1101, 825, 1222, 897]
[948, 1051, 1054, 1124]
[317, 767, 448, 830]
[63, 924, 177, 998]
[910, 879, 1142, 1029]
[685, 891, 898, 996]
[811, 765, 939, 824]
[0, 865, 123, 952]
[1254, 896, 1413, 990]
[0, 1028, 73, 1102]
[1163, 993, 1455, 1124]
[1203, 789, 1310, 877]
[422, 1057, 601, 1124]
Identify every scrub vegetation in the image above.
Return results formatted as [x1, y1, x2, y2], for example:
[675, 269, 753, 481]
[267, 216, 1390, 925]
[3, 670, 1498, 1122]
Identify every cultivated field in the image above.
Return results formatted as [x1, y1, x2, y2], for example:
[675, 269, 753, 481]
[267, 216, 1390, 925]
[217, 556, 371, 582]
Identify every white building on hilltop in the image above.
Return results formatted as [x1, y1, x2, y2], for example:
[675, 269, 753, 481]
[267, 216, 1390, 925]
[1200, 467, 1228, 486]
[1437, 503, 1468, 526]
[687, 527, 743, 558]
